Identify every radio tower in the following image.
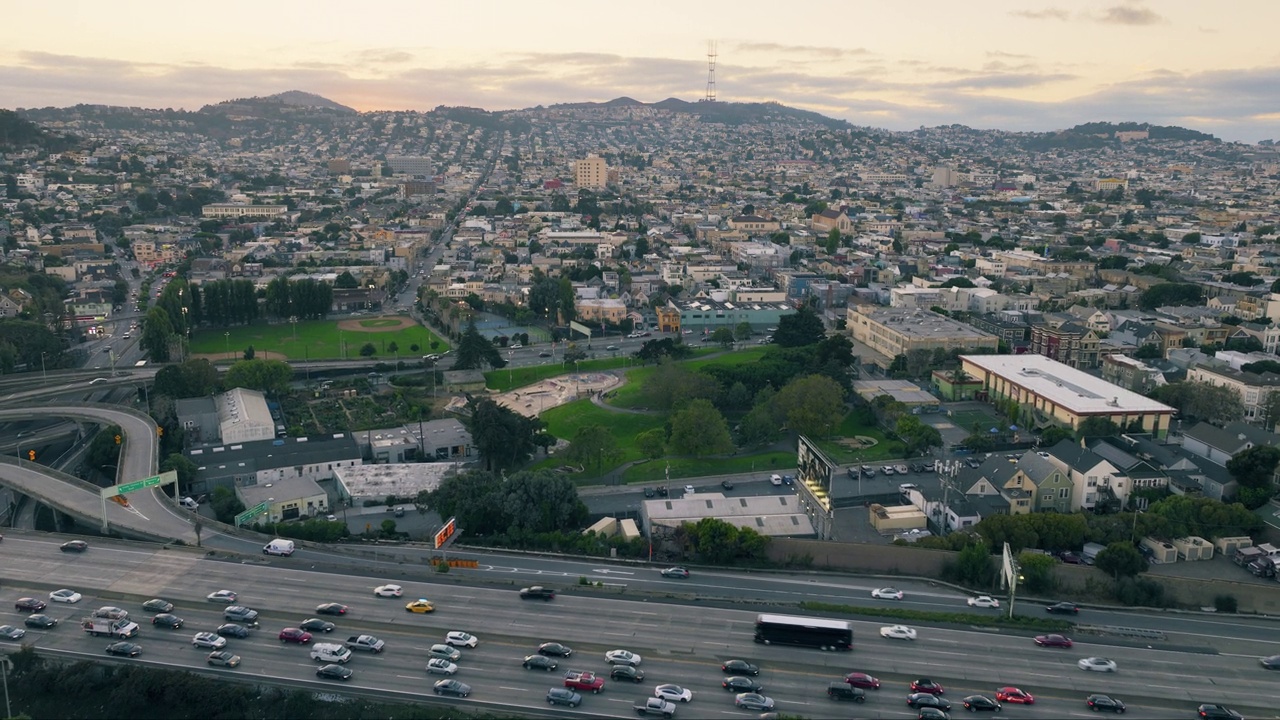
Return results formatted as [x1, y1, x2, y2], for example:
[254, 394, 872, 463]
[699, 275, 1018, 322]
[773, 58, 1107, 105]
[704, 40, 717, 103]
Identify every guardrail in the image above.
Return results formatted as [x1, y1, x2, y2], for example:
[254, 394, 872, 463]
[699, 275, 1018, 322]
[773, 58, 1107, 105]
[1074, 624, 1166, 640]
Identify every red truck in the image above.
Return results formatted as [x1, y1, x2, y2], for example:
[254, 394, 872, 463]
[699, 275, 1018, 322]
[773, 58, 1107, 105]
[564, 670, 606, 694]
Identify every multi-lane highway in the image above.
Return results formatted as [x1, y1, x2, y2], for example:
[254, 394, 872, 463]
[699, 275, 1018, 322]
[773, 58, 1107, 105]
[0, 535, 1270, 719]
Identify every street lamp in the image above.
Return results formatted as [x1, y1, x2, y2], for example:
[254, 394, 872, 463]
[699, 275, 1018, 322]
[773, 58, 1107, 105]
[40, 351, 47, 385]
[224, 331, 230, 360]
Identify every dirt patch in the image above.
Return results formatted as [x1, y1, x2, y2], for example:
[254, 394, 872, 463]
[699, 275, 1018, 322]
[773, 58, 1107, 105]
[336, 316, 418, 333]
[836, 435, 879, 449]
[190, 351, 291, 362]
[494, 373, 623, 417]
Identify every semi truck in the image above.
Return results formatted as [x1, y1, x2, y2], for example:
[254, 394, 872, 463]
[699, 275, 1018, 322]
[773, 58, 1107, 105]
[82, 617, 140, 638]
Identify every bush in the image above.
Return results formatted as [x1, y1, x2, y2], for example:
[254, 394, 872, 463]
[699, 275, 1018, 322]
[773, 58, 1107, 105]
[1214, 594, 1238, 613]
[1113, 577, 1171, 607]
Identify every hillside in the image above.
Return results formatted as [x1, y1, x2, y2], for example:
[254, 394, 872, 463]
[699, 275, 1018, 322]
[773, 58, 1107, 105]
[1021, 121, 1219, 151]
[549, 97, 852, 129]
[0, 109, 76, 152]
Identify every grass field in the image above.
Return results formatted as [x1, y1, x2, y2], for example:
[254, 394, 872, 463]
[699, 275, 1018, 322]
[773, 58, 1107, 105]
[621, 451, 797, 484]
[950, 408, 1005, 434]
[814, 412, 906, 464]
[606, 345, 773, 409]
[483, 347, 722, 393]
[188, 317, 449, 361]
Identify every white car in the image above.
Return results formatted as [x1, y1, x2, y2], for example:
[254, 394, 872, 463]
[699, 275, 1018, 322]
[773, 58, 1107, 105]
[968, 595, 1000, 608]
[206, 590, 238, 604]
[49, 589, 82, 604]
[192, 632, 227, 649]
[446, 631, 478, 648]
[374, 584, 403, 598]
[1078, 657, 1118, 673]
[606, 649, 642, 666]
[426, 658, 458, 675]
[871, 587, 904, 600]
[683, 485, 695, 495]
[654, 684, 693, 703]
[879, 624, 918, 641]
[769, 474, 783, 486]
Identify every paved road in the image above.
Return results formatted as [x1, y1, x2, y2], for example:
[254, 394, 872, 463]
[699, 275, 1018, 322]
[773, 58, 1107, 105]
[0, 535, 1268, 720]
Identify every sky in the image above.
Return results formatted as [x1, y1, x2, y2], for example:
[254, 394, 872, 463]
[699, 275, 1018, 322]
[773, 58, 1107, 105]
[4, 0, 1279, 142]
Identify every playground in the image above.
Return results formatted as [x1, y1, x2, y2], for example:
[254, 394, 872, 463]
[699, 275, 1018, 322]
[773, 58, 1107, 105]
[493, 372, 621, 418]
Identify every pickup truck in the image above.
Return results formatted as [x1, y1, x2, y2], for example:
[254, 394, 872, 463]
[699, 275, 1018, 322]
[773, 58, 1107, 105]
[564, 670, 605, 694]
[345, 634, 385, 653]
[82, 617, 140, 638]
[633, 697, 675, 718]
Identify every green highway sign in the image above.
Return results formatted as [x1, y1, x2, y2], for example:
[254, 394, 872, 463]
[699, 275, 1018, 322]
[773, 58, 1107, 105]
[102, 470, 178, 499]
[235, 501, 270, 526]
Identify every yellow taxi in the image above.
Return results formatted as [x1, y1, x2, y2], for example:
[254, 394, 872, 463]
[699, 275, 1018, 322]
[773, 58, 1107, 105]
[405, 598, 435, 614]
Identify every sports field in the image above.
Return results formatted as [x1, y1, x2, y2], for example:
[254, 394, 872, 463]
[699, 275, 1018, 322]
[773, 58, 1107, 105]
[950, 408, 1005, 434]
[188, 316, 449, 362]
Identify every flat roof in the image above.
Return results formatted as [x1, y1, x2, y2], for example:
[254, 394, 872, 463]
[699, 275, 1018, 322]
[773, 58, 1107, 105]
[643, 495, 815, 537]
[854, 307, 998, 341]
[961, 354, 1175, 415]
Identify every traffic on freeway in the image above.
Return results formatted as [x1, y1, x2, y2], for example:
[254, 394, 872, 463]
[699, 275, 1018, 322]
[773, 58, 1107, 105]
[0, 534, 1269, 719]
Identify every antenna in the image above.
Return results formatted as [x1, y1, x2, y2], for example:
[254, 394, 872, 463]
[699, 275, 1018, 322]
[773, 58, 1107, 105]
[705, 40, 717, 103]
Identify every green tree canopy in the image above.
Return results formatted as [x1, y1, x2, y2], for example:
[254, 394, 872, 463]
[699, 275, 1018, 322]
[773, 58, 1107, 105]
[223, 359, 293, 396]
[466, 398, 544, 472]
[564, 424, 623, 470]
[153, 359, 220, 399]
[669, 399, 734, 456]
[772, 306, 826, 348]
[140, 306, 175, 362]
[451, 321, 507, 370]
[1095, 542, 1147, 579]
[773, 374, 846, 438]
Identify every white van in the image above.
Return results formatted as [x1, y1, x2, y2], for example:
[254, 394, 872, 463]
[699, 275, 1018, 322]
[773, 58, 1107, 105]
[310, 643, 352, 664]
[179, 497, 199, 510]
[263, 538, 295, 556]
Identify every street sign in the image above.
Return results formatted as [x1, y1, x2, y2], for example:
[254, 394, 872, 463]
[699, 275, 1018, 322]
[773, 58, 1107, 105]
[101, 471, 177, 499]
[235, 501, 270, 526]
[433, 516, 458, 549]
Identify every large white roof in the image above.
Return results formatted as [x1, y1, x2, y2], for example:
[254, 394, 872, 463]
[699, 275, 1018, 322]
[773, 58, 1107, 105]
[960, 354, 1175, 415]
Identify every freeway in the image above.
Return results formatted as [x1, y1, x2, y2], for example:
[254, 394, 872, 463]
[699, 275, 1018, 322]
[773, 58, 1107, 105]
[0, 535, 1268, 720]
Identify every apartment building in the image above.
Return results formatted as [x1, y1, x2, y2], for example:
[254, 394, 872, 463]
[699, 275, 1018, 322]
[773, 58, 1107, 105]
[1185, 362, 1280, 426]
[201, 203, 288, 218]
[1101, 354, 1164, 394]
[847, 307, 999, 362]
[574, 156, 608, 190]
[1030, 320, 1100, 369]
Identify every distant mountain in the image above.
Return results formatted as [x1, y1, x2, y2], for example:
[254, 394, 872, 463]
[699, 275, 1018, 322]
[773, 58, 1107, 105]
[0, 109, 76, 151]
[547, 97, 852, 129]
[199, 91, 355, 115]
[1021, 121, 1218, 151]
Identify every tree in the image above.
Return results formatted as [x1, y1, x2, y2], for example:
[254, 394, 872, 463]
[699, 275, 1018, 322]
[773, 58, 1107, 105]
[85, 426, 123, 476]
[734, 322, 754, 343]
[1227, 445, 1280, 508]
[1149, 382, 1244, 425]
[359, 342, 376, 357]
[773, 374, 846, 438]
[1095, 542, 1147, 579]
[711, 327, 735, 348]
[140, 306, 175, 362]
[564, 424, 623, 470]
[210, 485, 246, 525]
[1016, 551, 1059, 594]
[243, 345, 255, 360]
[452, 321, 507, 370]
[1133, 344, 1163, 359]
[334, 271, 359, 289]
[772, 306, 826, 348]
[467, 398, 543, 472]
[953, 542, 997, 588]
[1139, 282, 1204, 310]
[223, 359, 293, 396]
[1076, 417, 1120, 439]
[896, 415, 943, 455]
[636, 428, 666, 459]
[153, 359, 220, 399]
[642, 360, 719, 411]
[419, 470, 506, 535]
[160, 453, 198, 487]
[1038, 426, 1075, 446]
[825, 227, 840, 254]
[939, 277, 975, 289]
[501, 470, 590, 535]
[669, 399, 734, 456]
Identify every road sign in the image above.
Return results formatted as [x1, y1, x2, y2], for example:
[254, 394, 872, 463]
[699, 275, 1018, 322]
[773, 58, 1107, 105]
[99, 471, 177, 499]
[433, 516, 458, 549]
[235, 501, 270, 527]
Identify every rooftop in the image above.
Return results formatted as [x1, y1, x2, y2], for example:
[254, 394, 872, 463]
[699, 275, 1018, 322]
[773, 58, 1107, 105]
[333, 463, 465, 500]
[961, 353, 1175, 415]
[856, 307, 999, 341]
[643, 494, 815, 537]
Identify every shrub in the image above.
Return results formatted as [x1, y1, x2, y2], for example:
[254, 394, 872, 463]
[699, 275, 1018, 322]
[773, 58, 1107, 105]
[1113, 577, 1171, 607]
[1213, 594, 1238, 613]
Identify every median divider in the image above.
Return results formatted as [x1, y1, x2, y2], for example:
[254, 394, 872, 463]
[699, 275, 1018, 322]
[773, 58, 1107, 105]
[799, 600, 1074, 633]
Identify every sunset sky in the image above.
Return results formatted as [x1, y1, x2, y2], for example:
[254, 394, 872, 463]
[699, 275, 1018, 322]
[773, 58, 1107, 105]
[5, 0, 1278, 141]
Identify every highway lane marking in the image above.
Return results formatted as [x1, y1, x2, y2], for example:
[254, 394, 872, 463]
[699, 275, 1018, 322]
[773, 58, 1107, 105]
[498, 686, 527, 691]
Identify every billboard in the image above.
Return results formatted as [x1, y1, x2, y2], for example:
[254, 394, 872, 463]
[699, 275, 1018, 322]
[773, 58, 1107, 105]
[796, 435, 836, 504]
[433, 516, 458, 549]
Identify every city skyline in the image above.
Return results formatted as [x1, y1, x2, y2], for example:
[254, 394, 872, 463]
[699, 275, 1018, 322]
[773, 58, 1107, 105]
[4, 0, 1278, 142]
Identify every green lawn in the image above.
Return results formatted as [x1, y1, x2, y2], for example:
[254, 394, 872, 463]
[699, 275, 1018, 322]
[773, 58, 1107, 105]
[607, 345, 773, 410]
[483, 347, 722, 393]
[813, 412, 906, 464]
[621, 451, 797, 484]
[188, 317, 449, 362]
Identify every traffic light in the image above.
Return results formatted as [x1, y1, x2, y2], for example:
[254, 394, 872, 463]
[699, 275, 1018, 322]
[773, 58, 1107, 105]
[27, 450, 35, 461]
[114, 434, 122, 445]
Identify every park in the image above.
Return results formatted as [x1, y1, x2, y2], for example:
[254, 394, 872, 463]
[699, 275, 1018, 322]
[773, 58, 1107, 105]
[188, 315, 449, 362]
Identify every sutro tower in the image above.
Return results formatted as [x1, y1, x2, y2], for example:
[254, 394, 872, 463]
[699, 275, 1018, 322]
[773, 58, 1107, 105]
[704, 40, 717, 103]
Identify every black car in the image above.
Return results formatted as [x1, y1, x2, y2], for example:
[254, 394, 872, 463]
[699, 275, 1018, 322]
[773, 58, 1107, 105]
[151, 613, 184, 629]
[24, 614, 57, 629]
[316, 664, 353, 681]
[60, 540, 89, 553]
[520, 586, 555, 601]
[142, 598, 174, 613]
[826, 682, 865, 702]
[315, 603, 348, 616]
[918, 708, 952, 720]
[216, 623, 251, 639]
[725, 676, 764, 693]
[962, 695, 1001, 712]
[537, 642, 572, 657]
[14, 598, 46, 612]
[908, 694, 951, 711]
[721, 659, 760, 676]
[643, 487, 656, 498]
[1046, 601, 1080, 614]
[1197, 705, 1244, 720]
[300, 618, 336, 633]
[1086, 695, 1127, 713]
[522, 654, 557, 671]
[433, 679, 471, 697]
[105, 641, 142, 657]
[655, 485, 669, 497]
[721, 479, 734, 490]
[611, 665, 645, 683]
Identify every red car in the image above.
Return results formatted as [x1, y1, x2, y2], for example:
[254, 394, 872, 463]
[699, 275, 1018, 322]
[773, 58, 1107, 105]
[995, 687, 1035, 704]
[278, 627, 313, 644]
[911, 678, 945, 695]
[1034, 634, 1073, 648]
[844, 672, 881, 689]
[14, 598, 46, 612]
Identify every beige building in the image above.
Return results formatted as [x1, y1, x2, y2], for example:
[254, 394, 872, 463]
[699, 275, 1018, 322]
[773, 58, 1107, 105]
[574, 156, 608, 190]
[575, 298, 627, 323]
[847, 307, 999, 361]
[201, 203, 288, 219]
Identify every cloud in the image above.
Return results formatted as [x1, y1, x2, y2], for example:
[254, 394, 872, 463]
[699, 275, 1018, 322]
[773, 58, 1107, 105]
[930, 72, 1077, 90]
[734, 42, 870, 59]
[1010, 8, 1070, 20]
[1098, 5, 1164, 25]
[356, 49, 414, 64]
